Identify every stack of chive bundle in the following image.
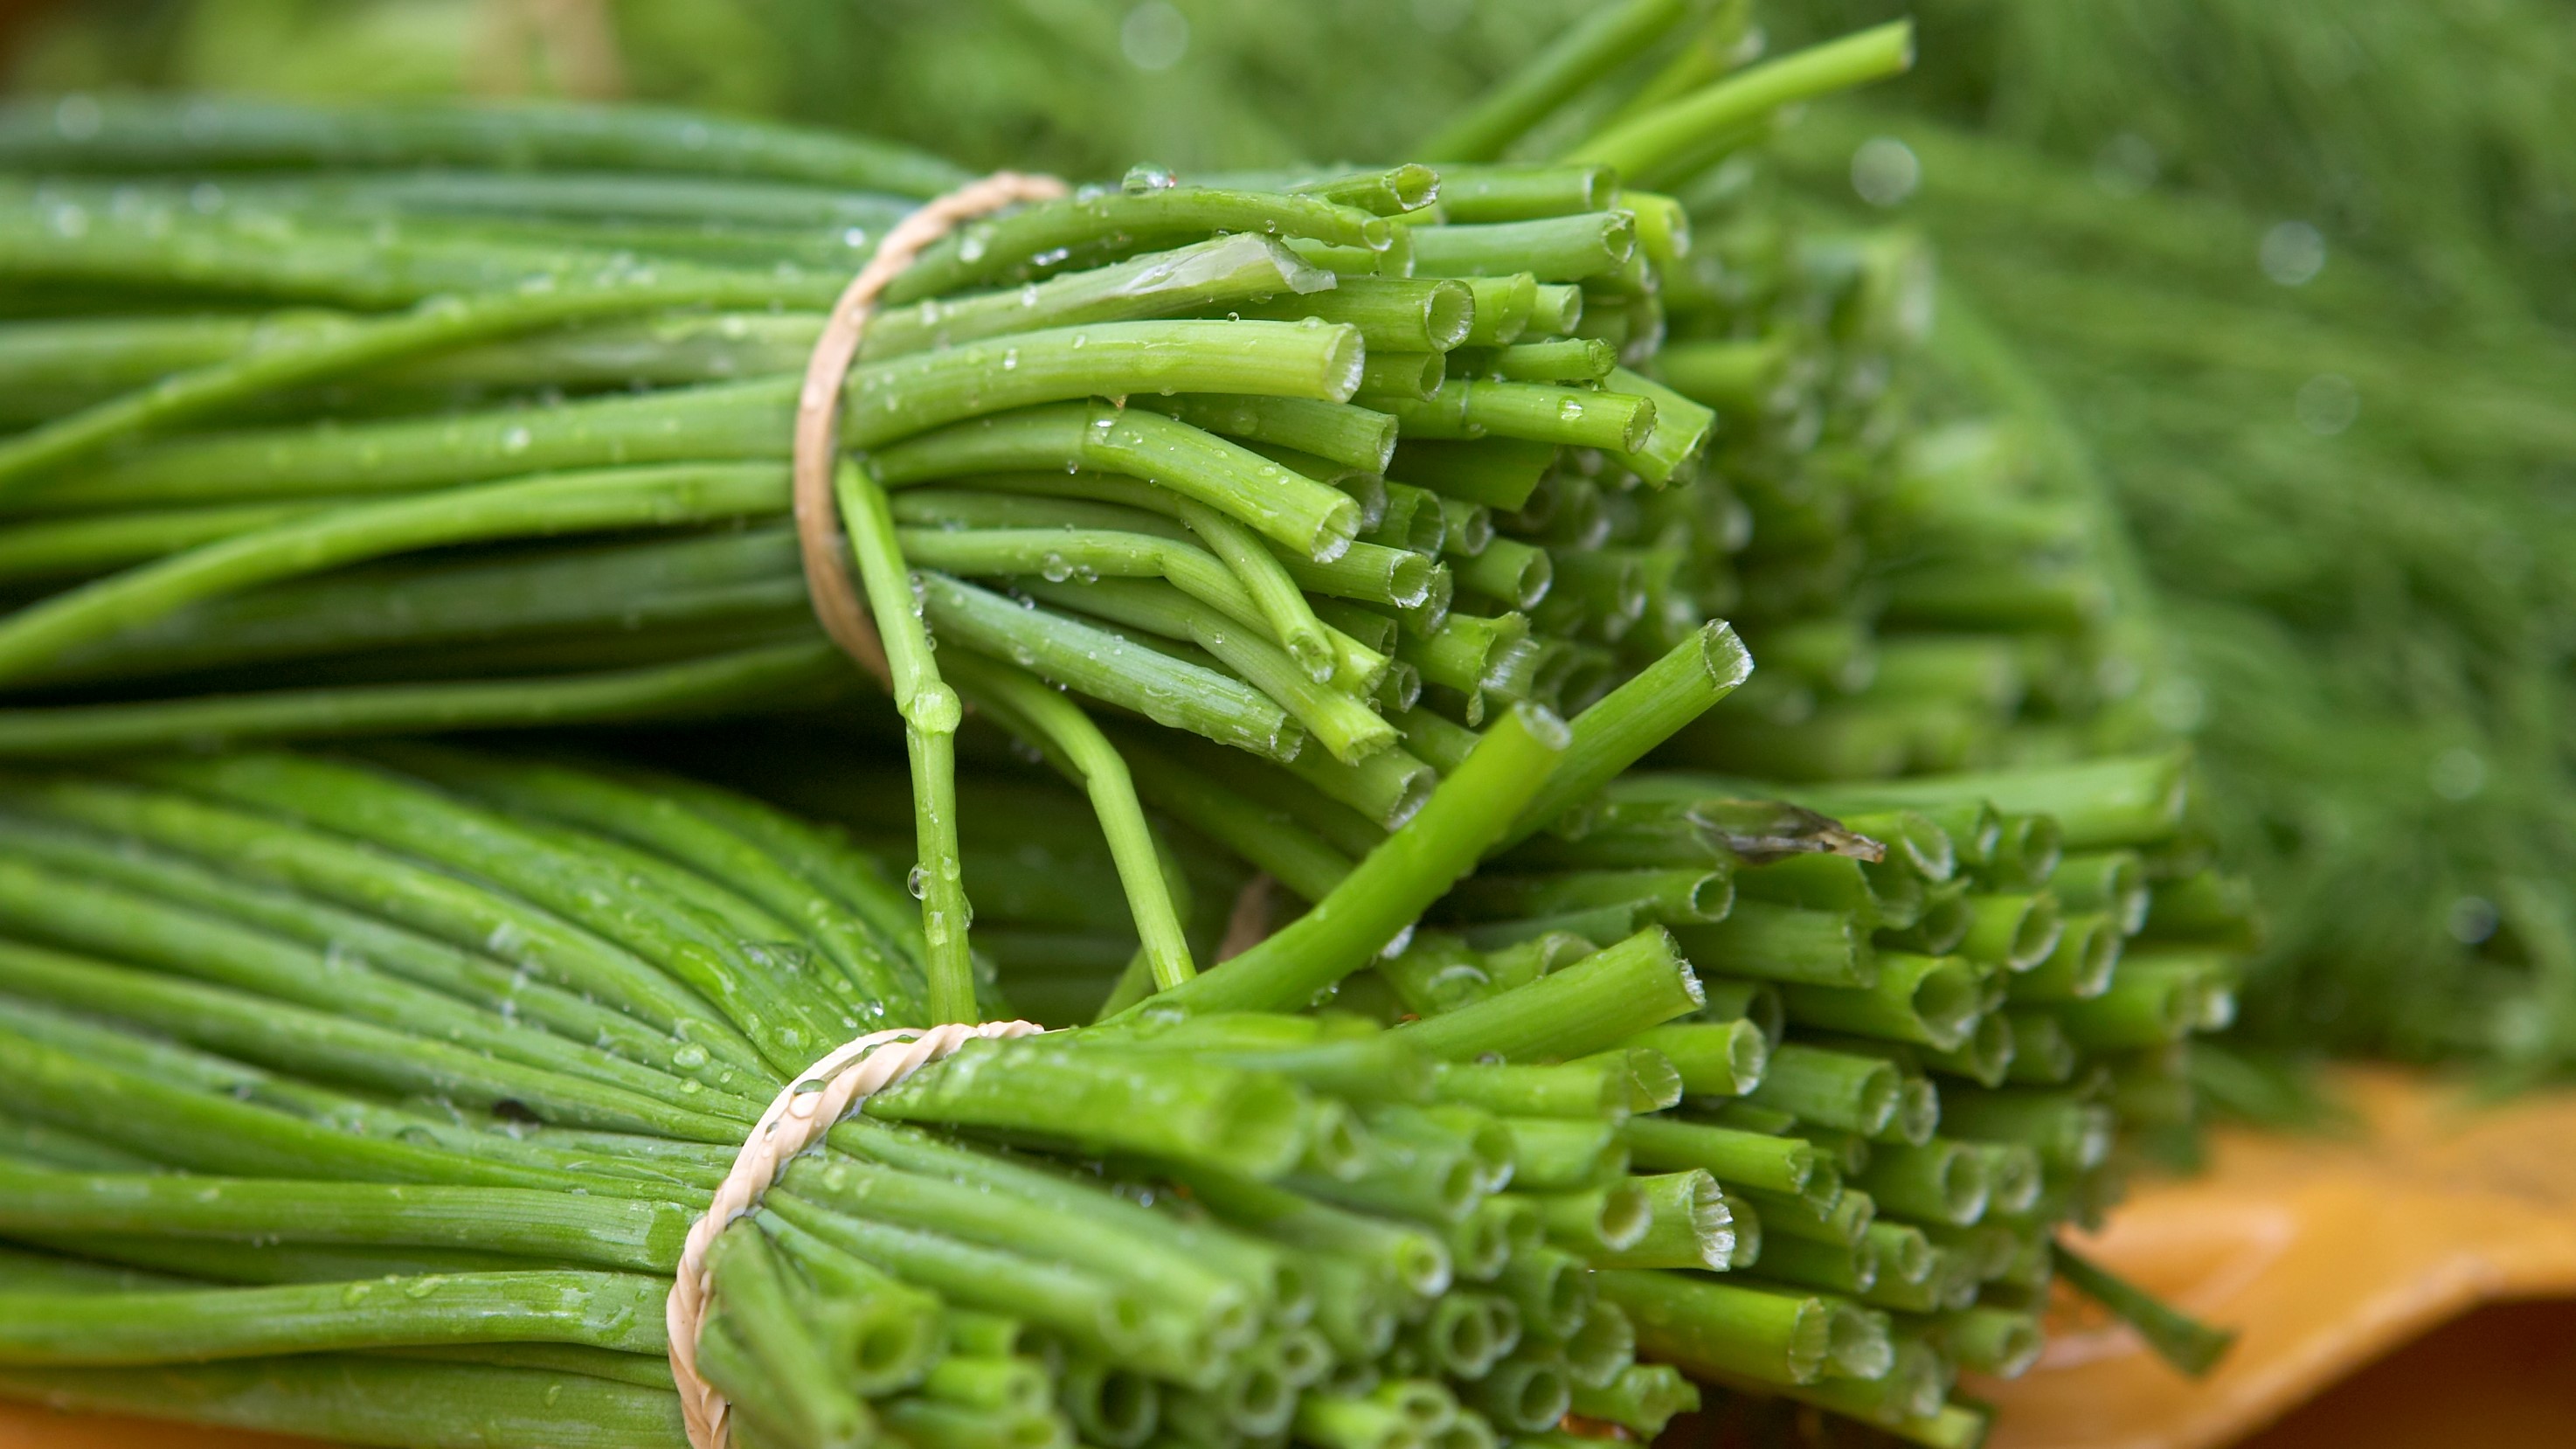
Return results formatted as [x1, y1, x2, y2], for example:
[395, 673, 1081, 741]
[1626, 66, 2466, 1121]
[0, 9, 2252, 1449]
[0, 737, 1680, 1449]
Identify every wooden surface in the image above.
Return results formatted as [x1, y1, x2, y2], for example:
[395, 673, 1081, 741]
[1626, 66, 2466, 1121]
[1982, 1067, 2576, 1448]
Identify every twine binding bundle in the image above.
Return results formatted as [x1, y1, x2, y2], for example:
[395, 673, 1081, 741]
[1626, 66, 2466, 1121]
[673, 170, 1068, 1449]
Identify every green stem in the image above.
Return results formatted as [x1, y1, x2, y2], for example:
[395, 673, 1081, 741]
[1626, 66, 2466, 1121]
[0, 1354, 686, 1449]
[1396, 929, 1703, 1061]
[2054, 1241, 2237, 1376]
[0, 640, 842, 759]
[1418, 0, 1694, 160]
[1567, 22, 1917, 180]
[1133, 704, 1569, 1016]
[920, 572, 1303, 762]
[1595, 1270, 1833, 1387]
[944, 653, 1195, 991]
[0, 462, 787, 685]
[0, 1161, 684, 1272]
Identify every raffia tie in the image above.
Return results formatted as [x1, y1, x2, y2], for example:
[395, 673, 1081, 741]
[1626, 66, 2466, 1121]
[790, 169, 1070, 687]
[680, 170, 1070, 1449]
[668, 1019, 1045, 1448]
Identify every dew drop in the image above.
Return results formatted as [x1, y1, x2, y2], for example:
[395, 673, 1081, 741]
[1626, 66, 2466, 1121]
[1040, 551, 1074, 582]
[905, 865, 928, 899]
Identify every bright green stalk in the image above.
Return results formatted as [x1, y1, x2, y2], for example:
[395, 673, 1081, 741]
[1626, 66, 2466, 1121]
[0, 275, 810, 495]
[918, 572, 1302, 762]
[1377, 379, 1653, 450]
[1781, 953, 1986, 1052]
[1237, 277, 1476, 352]
[0, 501, 329, 582]
[22, 320, 1357, 516]
[1596, 1270, 1833, 1387]
[1131, 395, 1397, 474]
[1590, 1169, 1732, 1271]
[887, 187, 1392, 303]
[1018, 577, 1394, 764]
[1854, 1141, 1993, 1227]
[1674, 903, 1876, 988]
[1626, 1019, 1769, 1097]
[838, 457, 975, 1022]
[0, 940, 737, 1141]
[0, 773, 760, 1064]
[0, 1355, 685, 1449]
[1418, 0, 1693, 159]
[941, 655, 1194, 992]
[0, 1161, 685, 1272]
[0, 639, 842, 759]
[1567, 23, 1917, 180]
[2055, 1243, 2236, 1377]
[1137, 704, 1568, 1015]
[0, 462, 787, 686]
[1568, 1363, 1700, 1439]
[1619, 1117, 1820, 1200]
[1746, 1044, 1902, 1135]
[1428, 1059, 1636, 1120]
[1396, 929, 1702, 1061]
[1173, 497, 1339, 681]
[1507, 622, 1754, 841]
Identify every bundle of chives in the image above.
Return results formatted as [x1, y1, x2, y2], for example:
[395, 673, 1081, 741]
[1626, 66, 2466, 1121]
[0, 6, 2260, 1446]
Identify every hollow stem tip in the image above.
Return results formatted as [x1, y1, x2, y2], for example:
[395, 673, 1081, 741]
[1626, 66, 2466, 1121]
[1125, 703, 1570, 1016]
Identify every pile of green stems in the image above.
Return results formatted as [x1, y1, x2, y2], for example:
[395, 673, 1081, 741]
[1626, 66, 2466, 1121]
[0, 734, 1905, 1449]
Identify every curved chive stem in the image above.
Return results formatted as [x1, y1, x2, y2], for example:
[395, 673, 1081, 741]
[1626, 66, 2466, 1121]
[895, 519, 1387, 689]
[919, 572, 1304, 763]
[1508, 621, 1755, 842]
[1173, 497, 1338, 683]
[888, 188, 1393, 304]
[942, 653, 1195, 992]
[875, 401, 1364, 563]
[1134, 704, 1568, 1016]
[835, 458, 976, 1023]
[1568, 22, 1918, 181]
[1418, 0, 1694, 161]
[1017, 577, 1394, 766]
